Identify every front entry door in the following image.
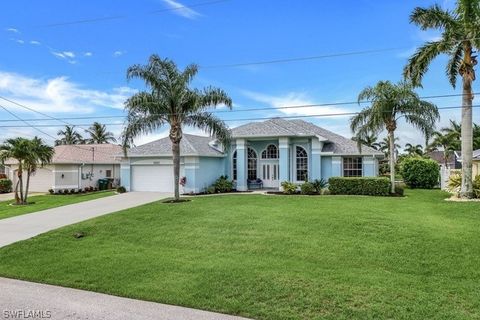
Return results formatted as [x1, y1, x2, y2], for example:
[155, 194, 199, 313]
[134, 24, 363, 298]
[261, 162, 279, 188]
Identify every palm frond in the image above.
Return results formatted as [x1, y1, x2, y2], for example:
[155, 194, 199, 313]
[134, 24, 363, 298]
[183, 112, 231, 146]
[410, 4, 457, 30]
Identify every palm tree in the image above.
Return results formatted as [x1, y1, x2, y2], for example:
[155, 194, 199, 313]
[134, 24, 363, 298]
[55, 126, 84, 145]
[86, 122, 117, 144]
[351, 81, 439, 193]
[474, 123, 480, 150]
[428, 131, 458, 168]
[23, 137, 54, 203]
[122, 55, 232, 201]
[403, 1, 480, 198]
[0, 137, 53, 205]
[352, 132, 379, 150]
[376, 137, 401, 160]
[404, 143, 424, 156]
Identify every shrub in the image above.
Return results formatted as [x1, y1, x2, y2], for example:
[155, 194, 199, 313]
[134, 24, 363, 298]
[281, 181, 297, 194]
[300, 182, 317, 195]
[0, 179, 12, 193]
[321, 188, 331, 195]
[401, 158, 439, 189]
[206, 186, 216, 194]
[70, 189, 76, 194]
[57, 189, 63, 195]
[48, 189, 54, 195]
[63, 189, 70, 195]
[312, 178, 327, 194]
[328, 177, 391, 196]
[213, 175, 234, 193]
[393, 183, 405, 197]
[116, 186, 127, 194]
[448, 174, 480, 198]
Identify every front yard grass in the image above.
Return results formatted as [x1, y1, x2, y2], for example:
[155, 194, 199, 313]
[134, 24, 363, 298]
[0, 190, 479, 319]
[0, 191, 116, 220]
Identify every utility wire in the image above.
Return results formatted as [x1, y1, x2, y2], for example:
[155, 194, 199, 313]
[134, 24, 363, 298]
[1, 104, 479, 128]
[37, 0, 230, 28]
[0, 92, 477, 123]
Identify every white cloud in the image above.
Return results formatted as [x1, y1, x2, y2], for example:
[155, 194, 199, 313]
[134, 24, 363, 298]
[113, 50, 125, 57]
[161, 0, 201, 19]
[6, 28, 19, 33]
[242, 90, 349, 118]
[15, 39, 24, 44]
[30, 40, 41, 45]
[62, 51, 75, 58]
[0, 70, 137, 114]
[84, 52, 93, 57]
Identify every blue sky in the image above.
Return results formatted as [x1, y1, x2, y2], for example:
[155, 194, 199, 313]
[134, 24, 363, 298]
[0, 0, 478, 146]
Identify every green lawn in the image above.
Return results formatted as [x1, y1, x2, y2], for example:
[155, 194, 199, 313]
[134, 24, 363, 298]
[0, 190, 479, 319]
[0, 191, 116, 220]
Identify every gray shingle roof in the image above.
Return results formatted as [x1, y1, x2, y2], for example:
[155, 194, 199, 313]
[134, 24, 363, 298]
[474, 149, 480, 160]
[127, 134, 223, 157]
[232, 118, 383, 155]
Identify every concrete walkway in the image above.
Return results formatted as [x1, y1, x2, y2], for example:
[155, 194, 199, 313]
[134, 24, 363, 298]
[0, 277, 249, 320]
[0, 192, 169, 248]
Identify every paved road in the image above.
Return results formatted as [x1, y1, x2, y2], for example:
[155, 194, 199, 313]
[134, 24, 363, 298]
[0, 192, 170, 248]
[0, 277, 250, 320]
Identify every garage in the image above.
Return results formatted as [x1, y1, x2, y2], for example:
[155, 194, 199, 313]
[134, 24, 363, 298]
[131, 165, 174, 192]
[14, 167, 54, 193]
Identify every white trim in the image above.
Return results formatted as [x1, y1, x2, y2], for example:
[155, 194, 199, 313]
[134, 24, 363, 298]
[260, 144, 279, 160]
[293, 145, 309, 183]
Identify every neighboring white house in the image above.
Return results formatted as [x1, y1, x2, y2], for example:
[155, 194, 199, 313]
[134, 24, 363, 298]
[4, 144, 122, 192]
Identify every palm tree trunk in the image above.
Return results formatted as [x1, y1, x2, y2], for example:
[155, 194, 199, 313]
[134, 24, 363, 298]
[460, 46, 474, 198]
[14, 178, 20, 205]
[24, 170, 31, 204]
[388, 130, 396, 194]
[18, 164, 24, 205]
[172, 140, 180, 201]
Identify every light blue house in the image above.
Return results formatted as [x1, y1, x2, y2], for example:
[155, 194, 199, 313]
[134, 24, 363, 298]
[121, 119, 383, 193]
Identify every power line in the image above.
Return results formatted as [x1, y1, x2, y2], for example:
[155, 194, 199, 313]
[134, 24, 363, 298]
[0, 104, 57, 141]
[1, 104, 479, 128]
[0, 91, 478, 123]
[37, 0, 230, 28]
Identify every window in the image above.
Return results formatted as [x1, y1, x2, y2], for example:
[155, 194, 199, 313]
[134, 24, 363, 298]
[248, 148, 257, 180]
[343, 157, 363, 177]
[232, 151, 237, 180]
[296, 146, 308, 181]
[261, 144, 278, 159]
[106, 170, 112, 178]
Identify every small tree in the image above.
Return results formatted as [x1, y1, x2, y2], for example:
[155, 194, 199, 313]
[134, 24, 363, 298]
[86, 122, 117, 144]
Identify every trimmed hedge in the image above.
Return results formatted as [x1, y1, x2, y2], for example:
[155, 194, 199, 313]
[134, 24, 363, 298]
[401, 157, 439, 189]
[328, 177, 391, 196]
[0, 179, 12, 193]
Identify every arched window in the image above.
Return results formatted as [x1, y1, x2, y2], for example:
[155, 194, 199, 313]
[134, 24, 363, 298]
[248, 148, 257, 180]
[296, 146, 308, 181]
[261, 144, 278, 159]
[232, 150, 237, 180]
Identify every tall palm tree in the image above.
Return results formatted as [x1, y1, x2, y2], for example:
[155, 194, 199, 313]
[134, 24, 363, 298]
[122, 55, 232, 201]
[474, 123, 480, 149]
[86, 122, 117, 144]
[0, 137, 53, 205]
[404, 143, 424, 156]
[351, 81, 439, 193]
[55, 125, 84, 146]
[403, 1, 480, 198]
[428, 131, 458, 168]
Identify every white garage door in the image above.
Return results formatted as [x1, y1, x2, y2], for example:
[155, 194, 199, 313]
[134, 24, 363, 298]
[131, 165, 174, 192]
[27, 168, 54, 192]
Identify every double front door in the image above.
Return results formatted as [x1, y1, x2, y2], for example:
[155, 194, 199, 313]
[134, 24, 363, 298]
[261, 161, 279, 188]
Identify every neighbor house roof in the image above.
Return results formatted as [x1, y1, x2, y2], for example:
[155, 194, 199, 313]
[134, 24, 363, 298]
[232, 118, 383, 155]
[127, 134, 223, 157]
[474, 149, 480, 160]
[426, 150, 457, 165]
[4, 144, 122, 165]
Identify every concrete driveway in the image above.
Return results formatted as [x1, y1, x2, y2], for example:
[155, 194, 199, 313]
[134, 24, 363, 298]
[0, 277, 249, 320]
[0, 192, 170, 248]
